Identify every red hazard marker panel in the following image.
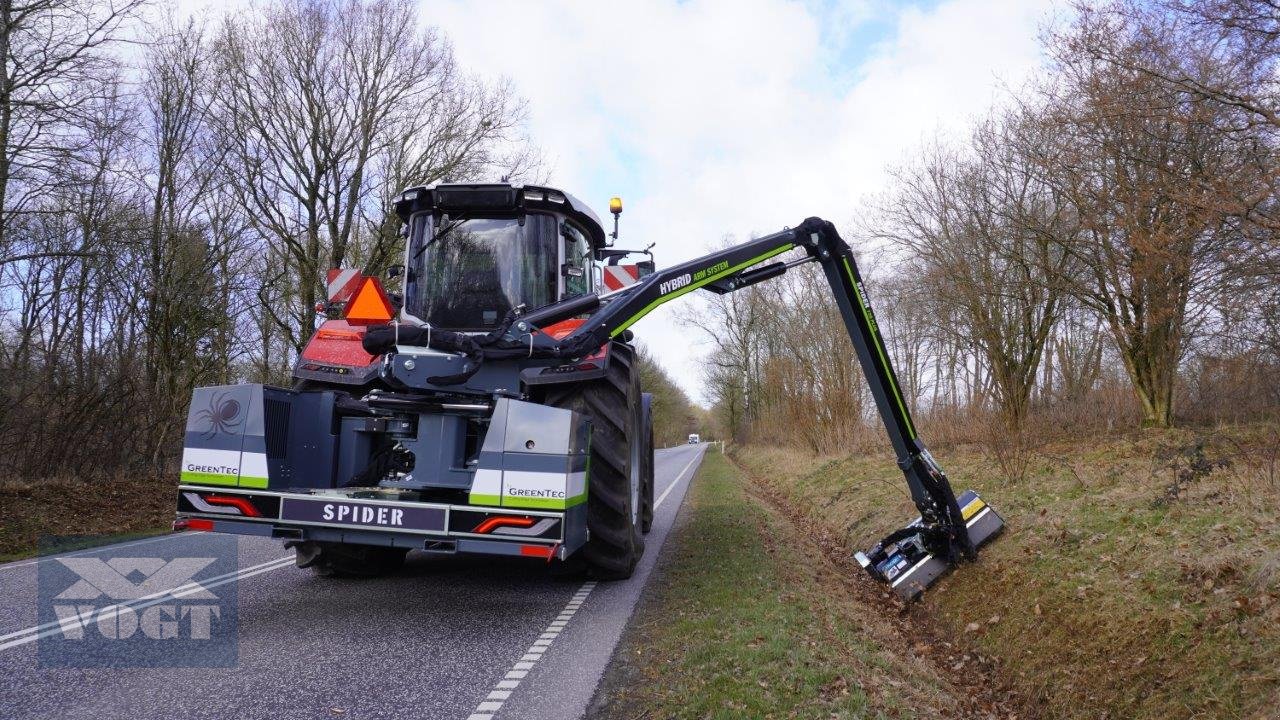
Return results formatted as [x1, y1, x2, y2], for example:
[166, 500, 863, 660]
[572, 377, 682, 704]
[344, 276, 395, 325]
[602, 264, 641, 292]
[326, 268, 363, 303]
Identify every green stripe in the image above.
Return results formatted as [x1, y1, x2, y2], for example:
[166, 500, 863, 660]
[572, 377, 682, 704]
[610, 244, 795, 337]
[468, 493, 502, 507]
[179, 471, 268, 488]
[843, 257, 916, 439]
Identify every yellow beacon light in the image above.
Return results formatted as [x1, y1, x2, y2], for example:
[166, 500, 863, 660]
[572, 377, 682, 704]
[608, 196, 623, 242]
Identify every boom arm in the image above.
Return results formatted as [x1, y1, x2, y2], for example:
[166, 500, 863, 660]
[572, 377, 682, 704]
[520, 217, 973, 561]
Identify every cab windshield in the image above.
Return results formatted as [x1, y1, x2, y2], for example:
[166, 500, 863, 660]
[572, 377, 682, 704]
[405, 213, 558, 330]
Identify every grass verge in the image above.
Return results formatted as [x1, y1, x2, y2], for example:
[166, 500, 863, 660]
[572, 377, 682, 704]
[735, 423, 1280, 720]
[0, 474, 174, 562]
[590, 449, 984, 719]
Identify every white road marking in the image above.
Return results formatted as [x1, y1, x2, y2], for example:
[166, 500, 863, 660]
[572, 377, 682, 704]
[0, 554, 295, 652]
[465, 580, 598, 720]
[0, 532, 203, 572]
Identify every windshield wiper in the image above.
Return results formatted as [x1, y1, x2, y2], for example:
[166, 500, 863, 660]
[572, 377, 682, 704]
[411, 215, 464, 261]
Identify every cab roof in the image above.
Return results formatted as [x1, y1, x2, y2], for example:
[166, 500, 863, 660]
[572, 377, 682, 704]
[393, 183, 608, 249]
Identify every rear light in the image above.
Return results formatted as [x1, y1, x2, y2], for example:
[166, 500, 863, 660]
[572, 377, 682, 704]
[185, 518, 215, 532]
[203, 495, 263, 517]
[520, 544, 554, 558]
[473, 516, 536, 534]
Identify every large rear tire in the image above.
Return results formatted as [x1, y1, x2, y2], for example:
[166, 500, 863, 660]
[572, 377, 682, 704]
[542, 343, 644, 579]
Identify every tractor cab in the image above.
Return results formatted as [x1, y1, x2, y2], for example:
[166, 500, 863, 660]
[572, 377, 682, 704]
[396, 184, 614, 331]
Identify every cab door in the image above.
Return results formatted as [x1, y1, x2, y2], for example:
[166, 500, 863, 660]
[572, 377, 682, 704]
[561, 221, 595, 299]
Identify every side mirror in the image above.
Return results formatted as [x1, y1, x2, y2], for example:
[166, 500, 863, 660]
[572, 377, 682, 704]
[636, 260, 656, 278]
[386, 264, 404, 280]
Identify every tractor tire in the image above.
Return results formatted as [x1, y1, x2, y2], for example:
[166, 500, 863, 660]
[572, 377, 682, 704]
[542, 343, 644, 579]
[289, 540, 408, 578]
[640, 393, 655, 533]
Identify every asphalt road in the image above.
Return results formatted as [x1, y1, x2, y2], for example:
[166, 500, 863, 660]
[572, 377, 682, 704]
[0, 443, 708, 720]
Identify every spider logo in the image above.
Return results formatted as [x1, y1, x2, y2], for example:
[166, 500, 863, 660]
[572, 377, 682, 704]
[196, 392, 243, 439]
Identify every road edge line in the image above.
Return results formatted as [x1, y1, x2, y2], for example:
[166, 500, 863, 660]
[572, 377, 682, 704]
[464, 580, 598, 720]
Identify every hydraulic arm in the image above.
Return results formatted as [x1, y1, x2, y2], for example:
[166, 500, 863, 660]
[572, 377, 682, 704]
[369, 216, 1003, 597]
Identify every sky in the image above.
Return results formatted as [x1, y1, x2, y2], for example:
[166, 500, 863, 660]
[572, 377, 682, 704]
[174, 0, 1059, 404]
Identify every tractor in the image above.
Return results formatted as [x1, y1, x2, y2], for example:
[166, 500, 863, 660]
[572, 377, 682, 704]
[175, 183, 1002, 596]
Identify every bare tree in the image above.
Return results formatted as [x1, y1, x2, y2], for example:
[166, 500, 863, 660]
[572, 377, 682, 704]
[874, 110, 1074, 436]
[678, 237, 781, 442]
[0, 0, 146, 259]
[212, 0, 535, 352]
[1034, 6, 1266, 427]
[138, 17, 241, 469]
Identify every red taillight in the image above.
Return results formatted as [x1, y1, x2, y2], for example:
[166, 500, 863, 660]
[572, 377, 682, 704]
[472, 516, 536, 534]
[520, 544, 554, 558]
[203, 495, 262, 517]
[185, 518, 215, 532]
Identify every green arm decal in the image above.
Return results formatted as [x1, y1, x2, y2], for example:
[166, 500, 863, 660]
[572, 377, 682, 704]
[609, 244, 795, 337]
[842, 257, 917, 440]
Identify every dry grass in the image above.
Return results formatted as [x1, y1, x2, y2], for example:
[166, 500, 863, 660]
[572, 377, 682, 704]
[733, 422, 1280, 720]
[0, 473, 174, 561]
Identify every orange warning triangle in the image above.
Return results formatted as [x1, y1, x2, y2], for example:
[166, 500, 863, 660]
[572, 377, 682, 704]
[344, 276, 395, 325]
